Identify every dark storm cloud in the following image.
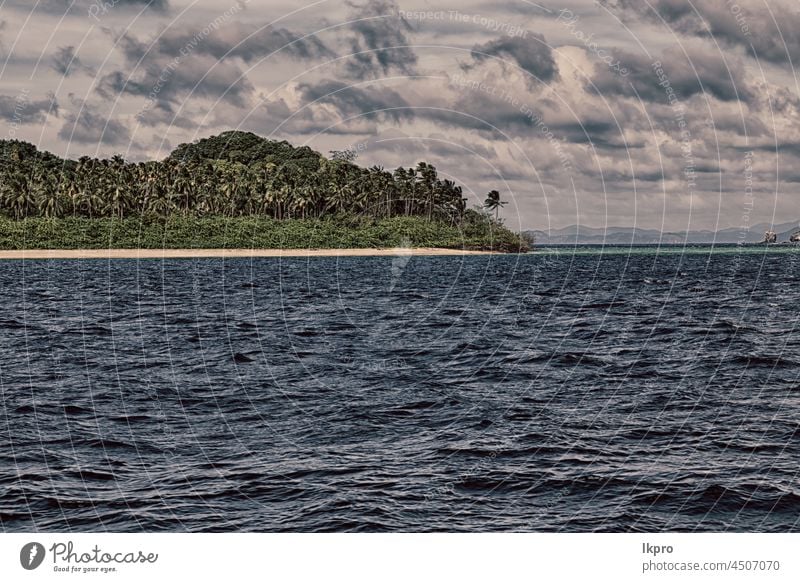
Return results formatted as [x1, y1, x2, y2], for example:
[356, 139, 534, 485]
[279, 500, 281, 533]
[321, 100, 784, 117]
[417, 75, 559, 135]
[746, 142, 800, 157]
[552, 120, 627, 147]
[115, 33, 149, 63]
[58, 98, 129, 145]
[299, 80, 413, 123]
[603, 0, 800, 66]
[0, 93, 58, 124]
[343, 0, 418, 79]
[52, 46, 95, 77]
[97, 55, 254, 114]
[4, 0, 168, 15]
[450, 90, 537, 132]
[591, 43, 753, 104]
[132, 102, 195, 129]
[100, 21, 330, 121]
[468, 35, 558, 82]
[109, 0, 168, 9]
[141, 22, 332, 64]
[0, 20, 7, 58]
[473, 1, 554, 18]
[98, 27, 261, 112]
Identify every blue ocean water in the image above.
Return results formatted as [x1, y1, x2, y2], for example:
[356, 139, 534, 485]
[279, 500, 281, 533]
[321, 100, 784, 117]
[1, 248, 799, 532]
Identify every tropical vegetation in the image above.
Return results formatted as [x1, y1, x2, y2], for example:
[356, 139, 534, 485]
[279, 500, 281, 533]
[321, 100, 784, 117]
[0, 131, 529, 252]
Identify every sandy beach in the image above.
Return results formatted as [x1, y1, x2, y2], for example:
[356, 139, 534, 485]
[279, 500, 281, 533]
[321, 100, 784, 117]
[0, 247, 498, 260]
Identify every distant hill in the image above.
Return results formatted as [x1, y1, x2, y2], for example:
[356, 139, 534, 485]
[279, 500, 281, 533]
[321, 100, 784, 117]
[167, 130, 321, 169]
[525, 221, 800, 245]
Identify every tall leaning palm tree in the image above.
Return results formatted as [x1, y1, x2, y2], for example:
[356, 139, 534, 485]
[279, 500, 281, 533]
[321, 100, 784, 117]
[484, 190, 507, 221]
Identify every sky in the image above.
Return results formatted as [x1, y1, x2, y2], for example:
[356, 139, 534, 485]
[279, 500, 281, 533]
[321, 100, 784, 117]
[1, 0, 799, 232]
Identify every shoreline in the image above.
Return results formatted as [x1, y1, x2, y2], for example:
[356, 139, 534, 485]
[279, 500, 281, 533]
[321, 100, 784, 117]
[0, 247, 500, 260]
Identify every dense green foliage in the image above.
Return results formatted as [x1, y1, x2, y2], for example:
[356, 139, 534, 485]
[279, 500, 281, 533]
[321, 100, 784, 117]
[0, 131, 528, 251]
[0, 215, 526, 252]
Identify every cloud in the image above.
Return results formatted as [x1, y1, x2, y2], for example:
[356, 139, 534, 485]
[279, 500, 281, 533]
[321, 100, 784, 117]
[441, 86, 539, 133]
[113, 0, 168, 8]
[100, 21, 331, 122]
[603, 0, 800, 66]
[0, 20, 7, 60]
[343, 0, 418, 79]
[590, 43, 753, 103]
[0, 93, 58, 124]
[4, 0, 168, 15]
[551, 119, 621, 147]
[298, 80, 413, 123]
[51, 46, 95, 77]
[468, 35, 558, 82]
[97, 53, 255, 117]
[132, 100, 196, 129]
[129, 22, 332, 65]
[58, 98, 129, 145]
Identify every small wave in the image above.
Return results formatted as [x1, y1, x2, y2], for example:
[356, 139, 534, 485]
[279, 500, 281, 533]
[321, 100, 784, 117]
[455, 473, 533, 494]
[293, 329, 321, 337]
[62, 324, 112, 336]
[553, 352, 609, 366]
[71, 469, 116, 482]
[731, 354, 798, 368]
[83, 438, 140, 451]
[709, 440, 784, 454]
[688, 484, 800, 514]
[63, 404, 92, 415]
[108, 414, 152, 423]
[580, 300, 626, 310]
[0, 472, 50, 485]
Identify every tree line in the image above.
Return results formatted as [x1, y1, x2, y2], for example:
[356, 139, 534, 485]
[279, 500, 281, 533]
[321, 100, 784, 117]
[0, 131, 491, 224]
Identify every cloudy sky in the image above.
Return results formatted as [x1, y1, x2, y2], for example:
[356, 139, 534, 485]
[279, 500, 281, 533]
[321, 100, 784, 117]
[1, 0, 799, 232]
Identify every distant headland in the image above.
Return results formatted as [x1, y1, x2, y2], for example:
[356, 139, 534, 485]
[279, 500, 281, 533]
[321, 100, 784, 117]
[527, 222, 800, 245]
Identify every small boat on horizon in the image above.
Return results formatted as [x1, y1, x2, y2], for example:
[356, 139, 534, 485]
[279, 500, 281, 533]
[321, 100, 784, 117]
[761, 230, 800, 244]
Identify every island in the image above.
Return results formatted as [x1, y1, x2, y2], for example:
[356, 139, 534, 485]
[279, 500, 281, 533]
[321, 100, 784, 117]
[0, 131, 530, 256]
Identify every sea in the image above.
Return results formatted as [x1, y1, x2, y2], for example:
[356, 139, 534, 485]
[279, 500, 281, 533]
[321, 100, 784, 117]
[1, 245, 799, 532]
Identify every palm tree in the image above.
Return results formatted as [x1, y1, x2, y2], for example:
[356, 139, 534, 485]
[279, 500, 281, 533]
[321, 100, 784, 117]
[415, 162, 437, 220]
[394, 167, 416, 216]
[0, 169, 26, 217]
[484, 190, 507, 221]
